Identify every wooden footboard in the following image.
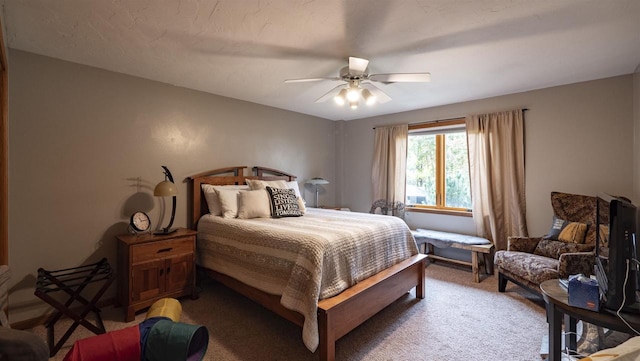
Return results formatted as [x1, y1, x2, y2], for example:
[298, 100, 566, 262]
[202, 254, 426, 361]
[317, 254, 426, 361]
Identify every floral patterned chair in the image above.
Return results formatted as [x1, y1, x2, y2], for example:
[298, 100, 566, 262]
[494, 191, 603, 295]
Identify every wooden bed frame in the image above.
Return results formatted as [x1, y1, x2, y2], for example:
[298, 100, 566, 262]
[188, 166, 427, 361]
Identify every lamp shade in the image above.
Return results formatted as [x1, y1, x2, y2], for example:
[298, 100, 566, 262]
[334, 88, 348, 105]
[306, 177, 329, 208]
[306, 177, 329, 185]
[154, 180, 178, 197]
[346, 87, 360, 102]
[362, 88, 377, 105]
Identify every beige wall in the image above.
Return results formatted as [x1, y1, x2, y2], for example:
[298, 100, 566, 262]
[7, 48, 638, 323]
[341, 75, 635, 239]
[7, 50, 337, 322]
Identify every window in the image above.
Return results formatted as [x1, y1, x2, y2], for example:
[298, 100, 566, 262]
[406, 119, 471, 212]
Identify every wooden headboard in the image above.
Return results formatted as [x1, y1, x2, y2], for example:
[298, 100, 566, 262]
[187, 166, 297, 229]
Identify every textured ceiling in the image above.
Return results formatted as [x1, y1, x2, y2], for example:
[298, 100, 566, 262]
[3, 0, 640, 121]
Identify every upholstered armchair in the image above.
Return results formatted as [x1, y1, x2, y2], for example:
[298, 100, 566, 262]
[495, 192, 602, 295]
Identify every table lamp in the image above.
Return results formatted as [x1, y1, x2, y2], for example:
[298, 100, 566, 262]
[154, 166, 178, 235]
[306, 177, 329, 208]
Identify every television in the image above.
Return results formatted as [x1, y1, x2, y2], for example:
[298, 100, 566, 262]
[594, 193, 639, 313]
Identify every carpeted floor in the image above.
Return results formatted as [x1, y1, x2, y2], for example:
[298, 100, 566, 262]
[31, 263, 549, 360]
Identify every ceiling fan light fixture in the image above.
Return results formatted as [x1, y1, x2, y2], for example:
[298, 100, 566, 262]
[346, 86, 360, 102]
[286, 56, 428, 109]
[334, 88, 348, 106]
[361, 88, 376, 105]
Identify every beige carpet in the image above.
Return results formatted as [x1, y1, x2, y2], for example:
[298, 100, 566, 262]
[30, 263, 548, 360]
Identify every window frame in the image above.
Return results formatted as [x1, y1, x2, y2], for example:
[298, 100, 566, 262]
[406, 118, 472, 216]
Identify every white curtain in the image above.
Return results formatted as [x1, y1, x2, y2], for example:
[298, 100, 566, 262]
[466, 110, 528, 250]
[372, 124, 408, 205]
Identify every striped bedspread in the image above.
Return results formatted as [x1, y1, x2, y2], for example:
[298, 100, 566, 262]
[197, 208, 418, 352]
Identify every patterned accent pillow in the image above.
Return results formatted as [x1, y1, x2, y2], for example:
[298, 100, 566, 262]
[533, 238, 595, 259]
[266, 186, 303, 218]
[599, 225, 610, 248]
[545, 216, 588, 244]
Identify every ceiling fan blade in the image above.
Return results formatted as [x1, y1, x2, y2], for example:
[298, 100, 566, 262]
[284, 77, 341, 83]
[315, 84, 345, 103]
[362, 83, 392, 104]
[349, 57, 369, 75]
[369, 73, 431, 83]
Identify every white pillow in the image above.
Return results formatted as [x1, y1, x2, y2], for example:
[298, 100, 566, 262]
[285, 181, 306, 213]
[246, 179, 301, 196]
[246, 179, 288, 190]
[215, 188, 244, 218]
[285, 181, 302, 198]
[202, 184, 249, 216]
[237, 189, 272, 219]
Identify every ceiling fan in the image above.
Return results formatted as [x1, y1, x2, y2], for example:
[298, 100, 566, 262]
[284, 57, 430, 109]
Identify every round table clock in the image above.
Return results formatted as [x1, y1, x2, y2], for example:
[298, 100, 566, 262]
[129, 211, 151, 234]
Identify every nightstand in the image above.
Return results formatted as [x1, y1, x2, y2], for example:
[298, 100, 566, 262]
[116, 228, 197, 322]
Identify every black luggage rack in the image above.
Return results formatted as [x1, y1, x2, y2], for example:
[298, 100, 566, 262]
[34, 258, 114, 356]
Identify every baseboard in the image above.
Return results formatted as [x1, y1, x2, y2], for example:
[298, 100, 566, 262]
[10, 297, 117, 330]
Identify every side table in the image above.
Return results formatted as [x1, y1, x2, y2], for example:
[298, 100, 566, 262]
[540, 279, 640, 361]
[117, 228, 197, 322]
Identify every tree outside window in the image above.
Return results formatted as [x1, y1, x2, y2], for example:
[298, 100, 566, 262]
[406, 120, 471, 212]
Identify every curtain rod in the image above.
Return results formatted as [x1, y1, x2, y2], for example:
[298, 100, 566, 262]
[372, 108, 529, 129]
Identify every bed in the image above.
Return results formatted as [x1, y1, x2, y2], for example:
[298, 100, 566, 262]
[188, 166, 427, 361]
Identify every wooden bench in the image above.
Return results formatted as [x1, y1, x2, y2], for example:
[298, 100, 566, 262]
[411, 229, 494, 283]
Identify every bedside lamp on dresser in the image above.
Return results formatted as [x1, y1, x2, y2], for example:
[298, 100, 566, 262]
[153, 166, 178, 235]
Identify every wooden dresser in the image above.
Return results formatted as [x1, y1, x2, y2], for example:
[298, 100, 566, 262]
[116, 228, 197, 322]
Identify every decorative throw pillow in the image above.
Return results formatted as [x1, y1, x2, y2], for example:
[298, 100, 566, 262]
[599, 225, 610, 247]
[544, 216, 588, 244]
[215, 188, 244, 219]
[266, 186, 303, 218]
[202, 184, 249, 216]
[533, 238, 595, 259]
[237, 189, 272, 219]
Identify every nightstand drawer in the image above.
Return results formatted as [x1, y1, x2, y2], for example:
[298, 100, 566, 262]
[131, 237, 194, 264]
